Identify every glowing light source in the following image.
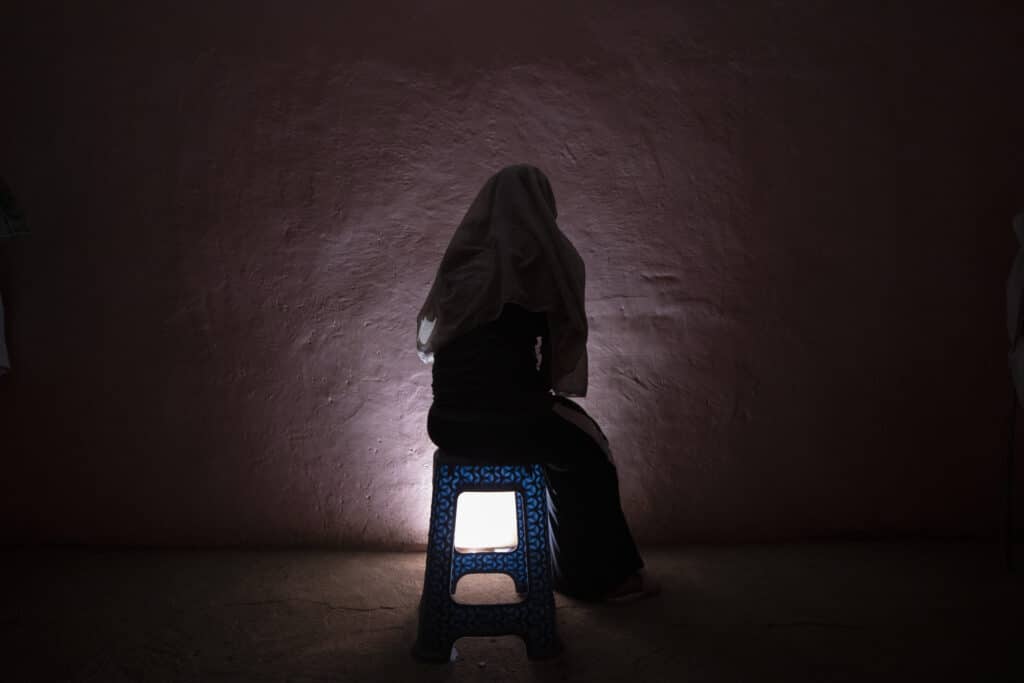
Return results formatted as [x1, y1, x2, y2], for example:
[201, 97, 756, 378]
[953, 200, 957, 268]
[453, 491, 518, 553]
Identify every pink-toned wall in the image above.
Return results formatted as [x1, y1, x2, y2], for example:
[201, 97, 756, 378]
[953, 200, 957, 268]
[1, 2, 1021, 547]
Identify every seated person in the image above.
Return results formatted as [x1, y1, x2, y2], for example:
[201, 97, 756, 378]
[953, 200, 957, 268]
[416, 164, 657, 601]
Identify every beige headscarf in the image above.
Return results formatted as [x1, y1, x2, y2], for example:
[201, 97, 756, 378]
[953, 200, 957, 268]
[416, 164, 589, 397]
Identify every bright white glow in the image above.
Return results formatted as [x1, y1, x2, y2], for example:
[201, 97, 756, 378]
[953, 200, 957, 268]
[417, 318, 437, 364]
[453, 491, 518, 553]
[417, 317, 435, 345]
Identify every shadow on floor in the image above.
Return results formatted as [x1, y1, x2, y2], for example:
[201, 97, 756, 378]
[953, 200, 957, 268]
[3, 543, 1022, 682]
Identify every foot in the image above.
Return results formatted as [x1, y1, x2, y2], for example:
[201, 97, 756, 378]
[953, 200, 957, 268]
[604, 569, 660, 602]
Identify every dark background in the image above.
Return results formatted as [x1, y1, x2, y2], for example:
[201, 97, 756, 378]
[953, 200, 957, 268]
[1, 1, 1021, 547]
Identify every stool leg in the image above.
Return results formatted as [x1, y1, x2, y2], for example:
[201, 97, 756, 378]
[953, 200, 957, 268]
[524, 604, 561, 659]
[522, 465, 562, 659]
[413, 465, 457, 662]
[512, 490, 529, 594]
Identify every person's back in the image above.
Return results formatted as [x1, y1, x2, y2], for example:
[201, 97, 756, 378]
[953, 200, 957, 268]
[432, 303, 551, 413]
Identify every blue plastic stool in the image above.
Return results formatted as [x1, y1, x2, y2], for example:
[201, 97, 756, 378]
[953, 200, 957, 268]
[412, 449, 562, 661]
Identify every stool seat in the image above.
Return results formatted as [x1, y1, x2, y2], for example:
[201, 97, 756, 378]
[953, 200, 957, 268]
[413, 449, 562, 661]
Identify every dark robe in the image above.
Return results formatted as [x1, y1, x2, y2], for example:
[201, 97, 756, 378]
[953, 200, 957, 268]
[427, 302, 644, 600]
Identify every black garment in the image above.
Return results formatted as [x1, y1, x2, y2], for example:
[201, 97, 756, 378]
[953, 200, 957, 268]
[427, 303, 644, 600]
[430, 302, 553, 419]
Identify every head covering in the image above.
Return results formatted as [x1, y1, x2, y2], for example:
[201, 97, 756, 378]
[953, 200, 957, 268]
[416, 164, 589, 397]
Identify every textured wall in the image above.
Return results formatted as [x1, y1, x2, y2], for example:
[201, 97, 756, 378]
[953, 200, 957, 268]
[0, 2, 1021, 547]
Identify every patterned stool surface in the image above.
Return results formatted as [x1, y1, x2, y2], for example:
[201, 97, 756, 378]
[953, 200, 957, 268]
[413, 449, 562, 661]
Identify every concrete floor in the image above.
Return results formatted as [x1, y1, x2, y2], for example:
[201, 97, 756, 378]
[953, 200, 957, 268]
[3, 543, 1022, 682]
